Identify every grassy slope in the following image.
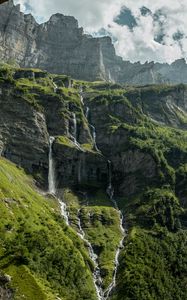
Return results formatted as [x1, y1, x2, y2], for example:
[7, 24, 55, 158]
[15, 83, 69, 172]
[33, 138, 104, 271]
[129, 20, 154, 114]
[110, 189, 187, 300]
[0, 158, 97, 300]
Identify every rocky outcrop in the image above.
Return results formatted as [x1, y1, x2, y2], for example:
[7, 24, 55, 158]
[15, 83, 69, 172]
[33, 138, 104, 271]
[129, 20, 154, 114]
[125, 84, 187, 129]
[0, 83, 49, 180]
[1, 1, 187, 84]
[0, 274, 13, 300]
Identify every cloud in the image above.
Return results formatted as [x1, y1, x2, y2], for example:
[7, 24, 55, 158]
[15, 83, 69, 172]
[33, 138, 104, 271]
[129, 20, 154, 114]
[14, 0, 187, 63]
[15, 0, 123, 29]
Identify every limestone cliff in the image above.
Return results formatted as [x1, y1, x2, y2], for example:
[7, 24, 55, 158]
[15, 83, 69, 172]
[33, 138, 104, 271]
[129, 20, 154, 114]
[1, 1, 187, 84]
[0, 0, 119, 81]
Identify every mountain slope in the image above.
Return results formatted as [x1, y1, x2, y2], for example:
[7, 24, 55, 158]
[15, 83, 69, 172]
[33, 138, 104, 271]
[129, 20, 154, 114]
[0, 157, 98, 300]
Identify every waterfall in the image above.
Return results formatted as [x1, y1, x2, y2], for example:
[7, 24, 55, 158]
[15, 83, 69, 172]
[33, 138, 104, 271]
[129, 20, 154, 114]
[90, 125, 99, 152]
[80, 85, 84, 104]
[108, 71, 114, 83]
[104, 211, 125, 298]
[48, 137, 56, 194]
[106, 161, 114, 200]
[48, 136, 69, 225]
[104, 160, 125, 298]
[69, 113, 84, 152]
[77, 209, 104, 300]
[72, 113, 77, 139]
[68, 79, 72, 89]
[85, 106, 90, 119]
[53, 81, 58, 93]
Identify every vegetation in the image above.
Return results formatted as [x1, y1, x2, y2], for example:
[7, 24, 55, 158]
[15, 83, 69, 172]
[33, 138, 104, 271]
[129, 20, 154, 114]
[0, 158, 97, 300]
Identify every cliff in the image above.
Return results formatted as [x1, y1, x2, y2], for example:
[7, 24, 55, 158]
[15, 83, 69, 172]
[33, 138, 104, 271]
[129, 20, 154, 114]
[1, 1, 187, 84]
[0, 0, 119, 81]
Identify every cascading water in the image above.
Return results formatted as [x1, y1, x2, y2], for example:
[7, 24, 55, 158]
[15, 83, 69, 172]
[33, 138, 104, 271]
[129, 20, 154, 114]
[48, 137, 56, 194]
[68, 79, 72, 89]
[53, 81, 58, 93]
[69, 113, 84, 152]
[106, 161, 114, 201]
[85, 106, 90, 119]
[80, 86, 84, 104]
[77, 209, 104, 300]
[72, 113, 77, 139]
[48, 136, 69, 225]
[90, 125, 99, 152]
[104, 160, 125, 299]
[79, 88, 99, 152]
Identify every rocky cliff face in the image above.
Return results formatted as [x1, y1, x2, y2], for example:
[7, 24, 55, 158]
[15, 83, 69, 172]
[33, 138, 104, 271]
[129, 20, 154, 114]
[0, 0, 119, 81]
[1, 1, 187, 84]
[1, 65, 187, 199]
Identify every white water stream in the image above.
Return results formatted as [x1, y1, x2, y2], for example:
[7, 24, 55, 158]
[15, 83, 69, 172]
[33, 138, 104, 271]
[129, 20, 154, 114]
[80, 86, 84, 105]
[79, 86, 100, 152]
[90, 124, 99, 152]
[69, 112, 85, 152]
[104, 160, 125, 298]
[53, 81, 58, 93]
[48, 136, 69, 225]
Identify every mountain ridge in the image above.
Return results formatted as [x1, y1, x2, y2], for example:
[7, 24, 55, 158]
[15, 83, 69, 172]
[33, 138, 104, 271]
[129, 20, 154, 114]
[1, 0, 187, 84]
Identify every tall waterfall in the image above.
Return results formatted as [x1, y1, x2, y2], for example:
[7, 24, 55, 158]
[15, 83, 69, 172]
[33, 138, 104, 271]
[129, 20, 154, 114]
[72, 113, 77, 139]
[90, 125, 99, 152]
[48, 136, 69, 225]
[106, 161, 114, 200]
[53, 81, 58, 93]
[48, 137, 56, 194]
[85, 106, 90, 119]
[80, 86, 84, 104]
[69, 113, 84, 152]
[104, 160, 125, 298]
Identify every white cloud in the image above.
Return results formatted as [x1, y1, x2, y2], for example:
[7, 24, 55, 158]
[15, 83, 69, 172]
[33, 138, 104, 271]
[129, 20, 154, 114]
[14, 0, 187, 63]
[15, 0, 123, 29]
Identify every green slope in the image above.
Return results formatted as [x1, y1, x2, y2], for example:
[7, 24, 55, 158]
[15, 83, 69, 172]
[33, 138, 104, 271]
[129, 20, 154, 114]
[0, 157, 97, 300]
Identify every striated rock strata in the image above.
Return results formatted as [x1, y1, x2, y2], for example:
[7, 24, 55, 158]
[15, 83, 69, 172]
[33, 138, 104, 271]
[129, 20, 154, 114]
[1, 1, 187, 84]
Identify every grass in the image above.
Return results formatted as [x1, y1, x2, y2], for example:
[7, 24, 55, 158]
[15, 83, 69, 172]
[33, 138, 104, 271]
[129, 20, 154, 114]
[0, 158, 97, 300]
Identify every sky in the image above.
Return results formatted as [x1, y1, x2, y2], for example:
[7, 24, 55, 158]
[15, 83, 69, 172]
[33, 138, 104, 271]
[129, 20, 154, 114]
[14, 0, 187, 63]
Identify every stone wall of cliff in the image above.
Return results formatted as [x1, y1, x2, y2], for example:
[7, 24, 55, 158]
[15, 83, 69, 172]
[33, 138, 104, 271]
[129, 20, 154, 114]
[1, 1, 187, 84]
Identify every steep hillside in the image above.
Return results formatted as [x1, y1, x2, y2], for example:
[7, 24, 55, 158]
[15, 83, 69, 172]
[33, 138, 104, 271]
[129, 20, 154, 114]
[0, 157, 97, 300]
[0, 64, 187, 299]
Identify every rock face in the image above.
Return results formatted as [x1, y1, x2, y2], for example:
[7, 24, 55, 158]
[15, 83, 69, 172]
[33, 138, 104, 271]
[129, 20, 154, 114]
[0, 274, 13, 300]
[0, 68, 108, 190]
[1, 66, 187, 198]
[1, 1, 187, 84]
[0, 0, 119, 81]
[0, 84, 49, 177]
